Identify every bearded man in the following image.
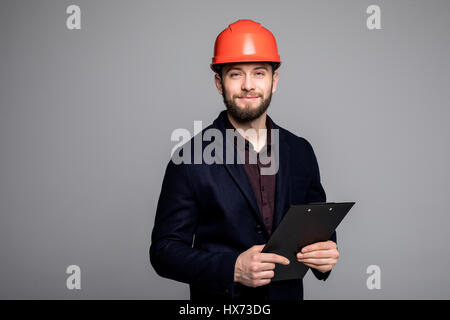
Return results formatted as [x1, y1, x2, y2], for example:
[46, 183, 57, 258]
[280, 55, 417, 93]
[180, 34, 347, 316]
[150, 19, 339, 301]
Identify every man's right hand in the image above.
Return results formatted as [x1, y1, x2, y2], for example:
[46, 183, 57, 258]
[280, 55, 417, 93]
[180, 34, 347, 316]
[234, 244, 290, 288]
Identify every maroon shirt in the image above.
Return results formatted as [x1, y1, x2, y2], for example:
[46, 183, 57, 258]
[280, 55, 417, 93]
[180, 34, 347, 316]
[224, 114, 277, 235]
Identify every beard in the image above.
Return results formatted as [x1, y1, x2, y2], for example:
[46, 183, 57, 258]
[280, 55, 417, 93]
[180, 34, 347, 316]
[221, 81, 273, 123]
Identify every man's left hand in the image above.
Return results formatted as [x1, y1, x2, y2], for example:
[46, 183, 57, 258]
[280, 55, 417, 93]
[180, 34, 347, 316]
[297, 240, 339, 273]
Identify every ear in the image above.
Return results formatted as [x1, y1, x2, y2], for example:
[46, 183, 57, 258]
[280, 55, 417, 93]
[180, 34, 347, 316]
[271, 71, 279, 94]
[214, 73, 223, 95]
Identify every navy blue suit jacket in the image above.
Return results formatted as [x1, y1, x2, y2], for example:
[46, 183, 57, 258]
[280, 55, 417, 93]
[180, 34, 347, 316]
[150, 110, 336, 300]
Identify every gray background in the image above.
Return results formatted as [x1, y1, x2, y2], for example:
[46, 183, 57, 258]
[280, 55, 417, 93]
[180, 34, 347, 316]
[1, 0, 449, 299]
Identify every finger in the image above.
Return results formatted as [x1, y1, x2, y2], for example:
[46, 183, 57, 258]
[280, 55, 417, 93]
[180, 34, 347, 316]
[259, 253, 290, 265]
[302, 241, 336, 253]
[302, 262, 332, 273]
[298, 258, 336, 266]
[297, 249, 339, 259]
[249, 262, 276, 273]
[253, 270, 275, 280]
[301, 261, 331, 268]
[301, 241, 334, 252]
[253, 279, 271, 287]
[302, 262, 315, 269]
[256, 262, 276, 272]
[252, 244, 266, 252]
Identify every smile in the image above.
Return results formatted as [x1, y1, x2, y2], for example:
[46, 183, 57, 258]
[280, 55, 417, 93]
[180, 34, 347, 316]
[239, 96, 259, 100]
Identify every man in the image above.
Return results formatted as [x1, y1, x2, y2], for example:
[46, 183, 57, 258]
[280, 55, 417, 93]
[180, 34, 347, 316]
[150, 19, 339, 300]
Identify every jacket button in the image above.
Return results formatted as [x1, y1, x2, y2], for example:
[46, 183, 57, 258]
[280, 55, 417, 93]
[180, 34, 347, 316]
[255, 224, 263, 234]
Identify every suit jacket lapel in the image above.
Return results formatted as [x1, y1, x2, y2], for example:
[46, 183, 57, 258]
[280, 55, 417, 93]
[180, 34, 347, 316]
[212, 111, 291, 237]
[272, 123, 291, 232]
[213, 112, 267, 234]
[224, 163, 264, 227]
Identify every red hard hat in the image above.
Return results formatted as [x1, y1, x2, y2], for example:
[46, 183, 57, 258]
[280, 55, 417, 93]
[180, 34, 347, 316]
[210, 19, 281, 73]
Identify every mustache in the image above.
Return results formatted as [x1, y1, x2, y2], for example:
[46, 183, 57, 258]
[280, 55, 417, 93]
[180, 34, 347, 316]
[235, 94, 262, 98]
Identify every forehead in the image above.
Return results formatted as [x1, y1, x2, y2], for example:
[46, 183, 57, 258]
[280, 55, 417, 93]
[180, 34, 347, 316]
[223, 62, 271, 72]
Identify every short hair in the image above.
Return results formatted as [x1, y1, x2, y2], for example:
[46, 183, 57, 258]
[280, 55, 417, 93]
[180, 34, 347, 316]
[213, 62, 278, 79]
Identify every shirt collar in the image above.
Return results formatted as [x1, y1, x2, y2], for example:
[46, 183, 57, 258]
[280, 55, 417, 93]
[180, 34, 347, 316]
[223, 112, 273, 152]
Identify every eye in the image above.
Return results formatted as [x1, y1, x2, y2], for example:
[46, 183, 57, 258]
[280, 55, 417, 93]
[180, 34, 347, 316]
[255, 72, 265, 76]
[230, 73, 240, 77]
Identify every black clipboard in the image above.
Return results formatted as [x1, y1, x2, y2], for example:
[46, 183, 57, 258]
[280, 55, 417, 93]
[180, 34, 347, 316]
[261, 202, 355, 281]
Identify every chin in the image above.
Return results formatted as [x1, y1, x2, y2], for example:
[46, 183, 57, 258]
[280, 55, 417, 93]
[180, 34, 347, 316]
[237, 101, 259, 108]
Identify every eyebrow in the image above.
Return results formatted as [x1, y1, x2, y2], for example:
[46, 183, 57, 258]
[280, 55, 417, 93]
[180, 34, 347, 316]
[226, 66, 269, 73]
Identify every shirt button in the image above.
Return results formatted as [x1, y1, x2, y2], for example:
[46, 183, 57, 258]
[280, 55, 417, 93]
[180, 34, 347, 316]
[261, 186, 265, 191]
[255, 225, 263, 234]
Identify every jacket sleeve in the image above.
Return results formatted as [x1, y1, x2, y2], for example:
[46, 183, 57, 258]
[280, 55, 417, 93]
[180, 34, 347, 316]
[305, 139, 337, 282]
[149, 159, 240, 297]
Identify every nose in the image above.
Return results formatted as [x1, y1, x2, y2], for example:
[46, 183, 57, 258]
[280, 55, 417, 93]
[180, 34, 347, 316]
[241, 74, 255, 91]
